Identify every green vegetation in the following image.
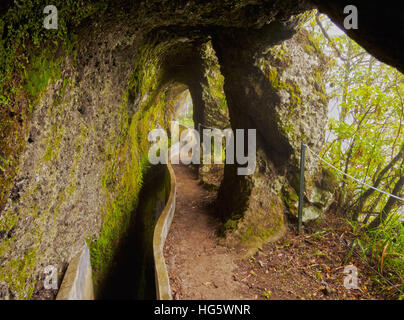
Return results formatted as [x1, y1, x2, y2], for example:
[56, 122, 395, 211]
[1, 0, 109, 112]
[176, 90, 194, 127]
[346, 214, 403, 298]
[0, 206, 40, 299]
[0, 0, 109, 235]
[89, 101, 149, 293]
[0, 247, 38, 299]
[0, 1, 111, 299]
[24, 54, 62, 111]
[0, 1, 401, 301]
[304, 13, 404, 298]
[88, 43, 176, 294]
[202, 41, 228, 112]
[260, 59, 302, 111]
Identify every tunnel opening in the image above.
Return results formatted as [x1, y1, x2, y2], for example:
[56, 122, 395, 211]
[0, 0, 403, 301]
[174, 90, 194, 128]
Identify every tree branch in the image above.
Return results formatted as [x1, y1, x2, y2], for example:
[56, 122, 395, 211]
[353, 143, 404, 220]
[367, 174, 404, 229]
[315, 12, 346, 61]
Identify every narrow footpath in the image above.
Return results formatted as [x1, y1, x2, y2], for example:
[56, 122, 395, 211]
[163, 164, 251, 299]
[163, 164, 383, 300]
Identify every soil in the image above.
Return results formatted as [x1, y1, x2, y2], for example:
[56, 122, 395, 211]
[164, 164, 387, 300]
[164, 164, 248, 299]
[30, 273, 59, 300]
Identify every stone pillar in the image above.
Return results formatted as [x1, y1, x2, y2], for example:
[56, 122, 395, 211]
[211, 21, 335, 249]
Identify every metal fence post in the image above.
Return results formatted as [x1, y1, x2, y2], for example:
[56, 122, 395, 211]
[298, 141, 306, 234]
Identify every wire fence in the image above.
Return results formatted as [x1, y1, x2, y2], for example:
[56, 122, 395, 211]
[185, 130, 403, 294]
[304, 143, 404, 202]
[303, 142, 403, 296]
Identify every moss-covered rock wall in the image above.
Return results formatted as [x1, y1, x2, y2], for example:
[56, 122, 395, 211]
[212, 17, 336, 250]
[1, 0, 401, 299]
[0, 1, 318, 298]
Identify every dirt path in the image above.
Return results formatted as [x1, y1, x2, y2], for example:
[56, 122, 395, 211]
[164, 164, 385, 300]
[164, 164, 251, 300]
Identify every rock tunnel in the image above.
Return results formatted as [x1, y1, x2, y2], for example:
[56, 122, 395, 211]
[0, 0, 403, 299]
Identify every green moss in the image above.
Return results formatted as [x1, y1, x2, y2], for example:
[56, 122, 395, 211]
[312, 69, 327, 104]
[221, 214, 243, 234]
[261, 59, 303, 122]
[320, 167, 338, 191]
[239, 212, 283, 246]
[89, 117, 147, 294]
[233, 192, 286, 251]
[200, 40, 230, 128]
[126, 43, 161, 108]
[0, 209, 18, 231]
[282, 184, 299, 217]
[0, 0, 109, 233]
[296, 10, 317, 31]
[89, 42, 175, 295]
[0, 246, 38, 299]
[304, 43, 316, 56]
[306, 33, 326, 62]
[53, 77, 71, 107]
[42, 125, 65, 163]
[24, 53, 62, 111]
[261, 61, 302, 105]
[52, 183, 76, 220]
[284, 80, 302, 109]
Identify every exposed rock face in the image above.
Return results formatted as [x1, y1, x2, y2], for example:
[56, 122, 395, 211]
[199, 41, 230, 130]
[0, 0, 402, 299]
[212, 19, 336, 249]
[194, 41, 230, 185]
[311, 0, 404, 74]
[0, 21, 153, 298]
